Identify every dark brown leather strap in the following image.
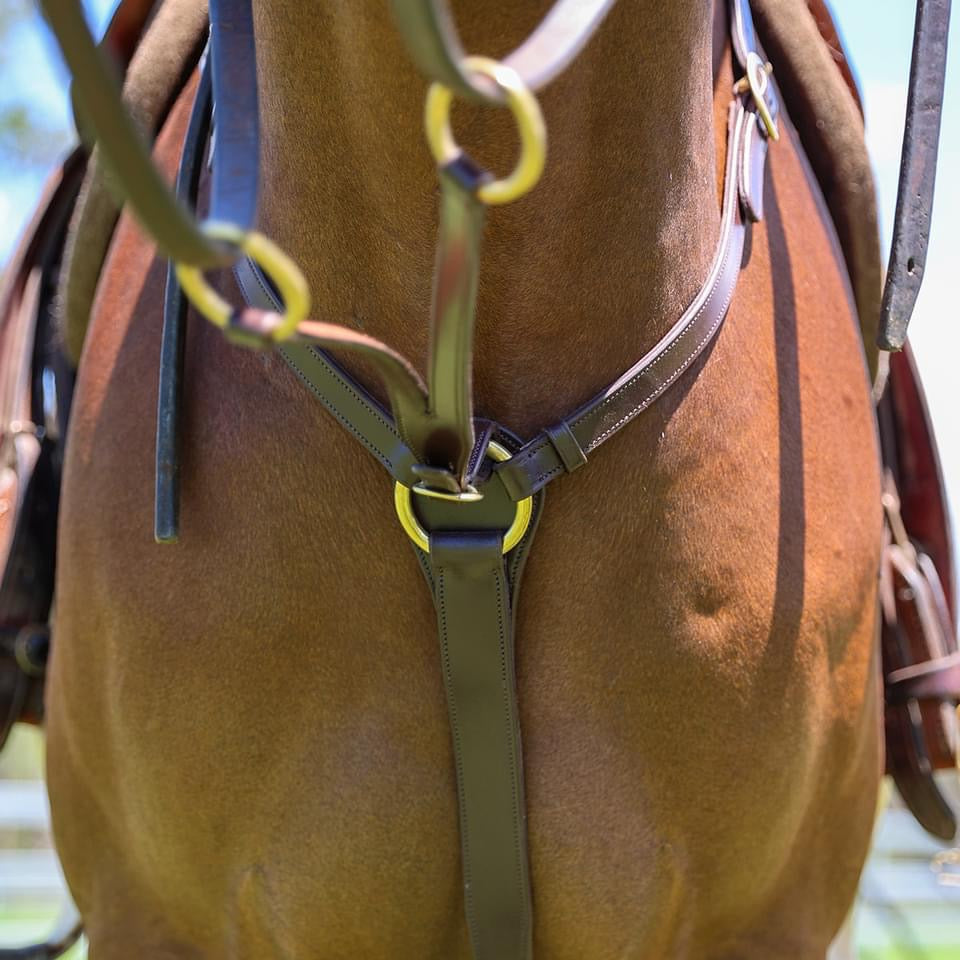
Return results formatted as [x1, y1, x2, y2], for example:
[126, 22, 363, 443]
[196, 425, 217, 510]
[389, 0, 617, 104]
[430, 531, 532, 960]
[494, 95, 763, 502]
[206, 0, 259, 236]
[155, 61, 213, 543]
[417, 161, 487, 488]
[234, 263, 424, 488]
[879, 0, 953, 349]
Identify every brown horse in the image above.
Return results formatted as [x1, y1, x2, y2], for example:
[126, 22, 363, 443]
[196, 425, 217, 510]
[46, 0, 883, 956]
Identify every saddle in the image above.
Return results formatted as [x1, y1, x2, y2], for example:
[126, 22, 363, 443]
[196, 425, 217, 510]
[0, 0, 956, 851]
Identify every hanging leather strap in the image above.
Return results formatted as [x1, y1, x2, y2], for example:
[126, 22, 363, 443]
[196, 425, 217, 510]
[416, 161, 487, 488]
[429, 532, 532, 960]
[155, 60, 213, 543]
[878, 0, 953, 349]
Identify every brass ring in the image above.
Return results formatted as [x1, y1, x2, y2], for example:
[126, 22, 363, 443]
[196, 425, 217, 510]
[424, 56, 547, 206]
[394, 440, 533, 553]
[175, 221, 311, 340]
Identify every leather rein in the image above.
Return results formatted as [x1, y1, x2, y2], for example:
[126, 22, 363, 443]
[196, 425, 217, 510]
[32, 1, 952, 958]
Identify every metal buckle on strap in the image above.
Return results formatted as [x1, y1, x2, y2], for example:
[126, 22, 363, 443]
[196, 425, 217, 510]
[395, 440, 533, 553]
[734, 51, 779, 141]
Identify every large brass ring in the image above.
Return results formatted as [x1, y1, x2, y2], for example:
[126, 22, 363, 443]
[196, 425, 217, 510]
[394, 440, 533, 553]
[424, 56, 546, 206]
[175, 221, 311, 341]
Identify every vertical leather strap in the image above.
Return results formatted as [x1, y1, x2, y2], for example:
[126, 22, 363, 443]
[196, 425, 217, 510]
[429, 531, 532, 960]
[419, 160, 487, 486]
[156, 59, 213, 543]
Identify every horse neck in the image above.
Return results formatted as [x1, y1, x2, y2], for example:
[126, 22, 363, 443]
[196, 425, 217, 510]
[252, 1, 723, 436]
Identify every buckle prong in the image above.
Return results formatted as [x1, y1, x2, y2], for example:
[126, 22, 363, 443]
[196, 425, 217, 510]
[395, 440, 533, 553]
[734, 52, 779, 141]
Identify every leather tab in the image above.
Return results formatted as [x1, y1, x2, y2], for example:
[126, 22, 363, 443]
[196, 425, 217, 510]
[545, 420, 587, 473]
[738, 110, 767, 222]
[429, 531, 532, 960]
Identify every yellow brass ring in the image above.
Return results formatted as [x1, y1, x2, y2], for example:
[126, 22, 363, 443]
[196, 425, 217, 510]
[174, 222, 311, 341]
[425, 56, 547, 206]
[394, 441, 533, 554]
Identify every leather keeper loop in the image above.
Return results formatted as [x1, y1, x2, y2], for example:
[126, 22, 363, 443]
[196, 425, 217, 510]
[545, 420, 587, 473]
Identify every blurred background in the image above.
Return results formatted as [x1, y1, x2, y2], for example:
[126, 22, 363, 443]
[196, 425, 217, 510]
[0, 0, 958, 956]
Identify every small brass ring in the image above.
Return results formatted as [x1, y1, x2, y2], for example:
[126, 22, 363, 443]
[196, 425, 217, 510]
[394, 440, 533, 553]
[424, 56, 547, 206]
[174, 222, 311, 340]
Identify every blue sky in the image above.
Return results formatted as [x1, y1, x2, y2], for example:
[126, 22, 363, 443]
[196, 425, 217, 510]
[2, 0, 958, 562]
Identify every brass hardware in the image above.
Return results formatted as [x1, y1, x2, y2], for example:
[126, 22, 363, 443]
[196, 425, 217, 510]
[412, 483, 484, 503]
[734, 52, 779, 141]
[395, 440, 533, 553]
[425, 56, 547, 205]
[175, 222, 311, 340]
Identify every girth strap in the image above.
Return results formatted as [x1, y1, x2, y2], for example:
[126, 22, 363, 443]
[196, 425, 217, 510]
[430, 532, 532, 960]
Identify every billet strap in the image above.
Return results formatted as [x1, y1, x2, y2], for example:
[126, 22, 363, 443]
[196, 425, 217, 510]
[155, 60, 214, 543]
[494, 94, 766, 502]
[879, 0, 953, 350]
[389, 0, 617, 105]
[880, 534, 959, 839]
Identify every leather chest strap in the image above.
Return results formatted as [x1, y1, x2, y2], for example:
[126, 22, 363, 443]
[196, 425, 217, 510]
[494, 96, 765, 502]
[234, 256, 423, 487]
[430, 531, 532, 960]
